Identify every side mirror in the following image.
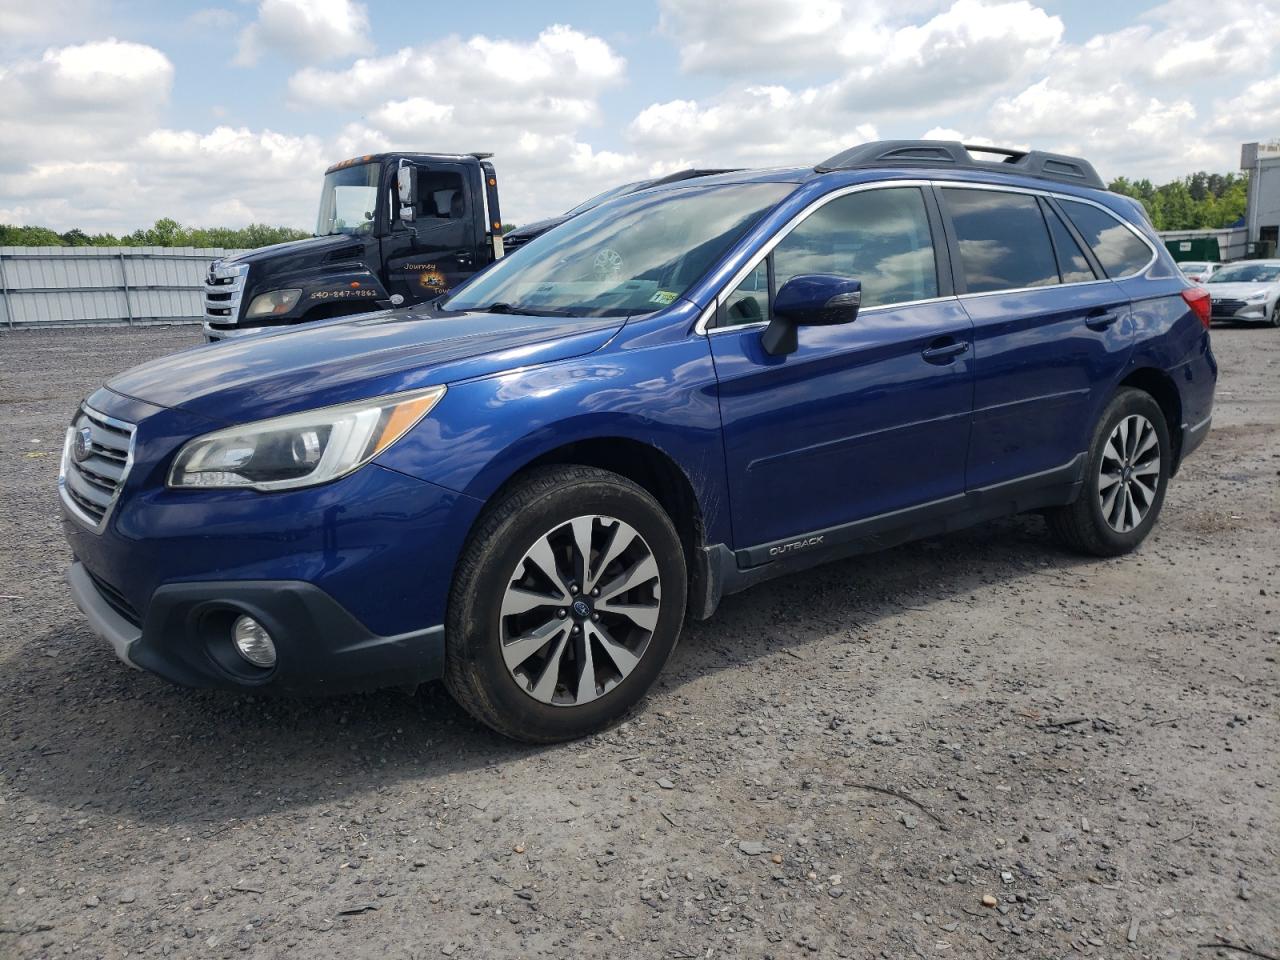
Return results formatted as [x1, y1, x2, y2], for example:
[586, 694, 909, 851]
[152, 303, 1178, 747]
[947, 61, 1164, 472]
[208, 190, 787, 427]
[761, 275, 862, 355]
[396, 163, 416, 223]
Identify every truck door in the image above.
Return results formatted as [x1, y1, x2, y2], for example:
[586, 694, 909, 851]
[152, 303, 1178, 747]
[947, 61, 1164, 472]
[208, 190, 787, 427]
[382, 160, 480, 305]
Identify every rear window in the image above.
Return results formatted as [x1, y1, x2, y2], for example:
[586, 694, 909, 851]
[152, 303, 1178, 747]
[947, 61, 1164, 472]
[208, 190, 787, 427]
[1045, 205, 1097, 283]
[943, 189, 1059, 293]
[1059, 200, 1153, 278]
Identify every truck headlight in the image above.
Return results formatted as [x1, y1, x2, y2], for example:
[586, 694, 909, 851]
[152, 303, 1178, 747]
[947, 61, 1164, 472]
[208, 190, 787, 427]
[167, 386, 446, 491]
[246, 289, 303, 317]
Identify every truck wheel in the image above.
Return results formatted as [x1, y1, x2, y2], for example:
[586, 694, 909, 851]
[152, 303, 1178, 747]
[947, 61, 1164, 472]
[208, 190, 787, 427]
[1046, 388, 1171, 557]
[444, 466, 686, 743]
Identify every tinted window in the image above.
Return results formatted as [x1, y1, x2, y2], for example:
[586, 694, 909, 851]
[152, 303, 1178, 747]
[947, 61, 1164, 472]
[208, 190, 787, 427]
[720, 187, 939, 327]
[773, 187, 938, 307]
[1044, 205, 1096, 283]
[1060, 199, 1153, 278]
[944, 189, 1059, 293]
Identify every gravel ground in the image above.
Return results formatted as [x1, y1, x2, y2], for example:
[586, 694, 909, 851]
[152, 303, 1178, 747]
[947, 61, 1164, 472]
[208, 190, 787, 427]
[1, 324, 1277, 960]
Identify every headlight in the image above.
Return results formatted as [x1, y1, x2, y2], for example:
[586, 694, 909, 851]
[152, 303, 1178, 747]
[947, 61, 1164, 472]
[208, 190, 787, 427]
[167, 386, 446, 490]
[246, 289, 302, 317]
[1244, 291, 1267, 302]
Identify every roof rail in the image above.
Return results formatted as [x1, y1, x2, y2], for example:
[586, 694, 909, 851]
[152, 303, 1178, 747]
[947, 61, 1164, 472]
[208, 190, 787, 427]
[815, 140, 1105, 191]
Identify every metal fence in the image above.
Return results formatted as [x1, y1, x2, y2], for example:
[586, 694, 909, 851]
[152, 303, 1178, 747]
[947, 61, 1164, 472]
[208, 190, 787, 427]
[0, 246, 247, 329]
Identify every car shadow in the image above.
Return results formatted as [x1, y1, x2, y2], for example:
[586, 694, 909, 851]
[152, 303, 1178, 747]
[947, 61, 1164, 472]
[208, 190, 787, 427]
[1, 511, 1094, 828]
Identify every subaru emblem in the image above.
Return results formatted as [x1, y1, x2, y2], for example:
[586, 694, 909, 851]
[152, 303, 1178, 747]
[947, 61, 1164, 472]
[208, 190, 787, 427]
[73, 425, 93, 463]
[572, 599, 591, 618]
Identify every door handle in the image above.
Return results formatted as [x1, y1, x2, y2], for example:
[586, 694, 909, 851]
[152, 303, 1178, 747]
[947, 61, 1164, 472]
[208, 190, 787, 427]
[921, 339, 970, 364]
[1085, 310, 1120, 331]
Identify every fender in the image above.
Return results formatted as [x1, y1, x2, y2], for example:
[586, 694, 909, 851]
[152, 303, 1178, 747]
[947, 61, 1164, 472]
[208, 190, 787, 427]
[375, 333, 735, 547]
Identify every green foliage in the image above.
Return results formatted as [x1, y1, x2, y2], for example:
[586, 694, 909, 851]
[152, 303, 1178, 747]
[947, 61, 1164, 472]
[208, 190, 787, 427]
[1109, 172, 1248, 231]
[0, 219, 311, 249]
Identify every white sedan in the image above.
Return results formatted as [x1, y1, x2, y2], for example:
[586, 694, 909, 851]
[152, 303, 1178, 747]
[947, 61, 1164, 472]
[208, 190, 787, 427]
[1202, 260, 1280, 327]
[1179, 260, 1220, 283]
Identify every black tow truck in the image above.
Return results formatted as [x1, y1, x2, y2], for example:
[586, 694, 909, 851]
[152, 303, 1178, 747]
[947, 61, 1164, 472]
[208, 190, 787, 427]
[203, 152, 504, 341]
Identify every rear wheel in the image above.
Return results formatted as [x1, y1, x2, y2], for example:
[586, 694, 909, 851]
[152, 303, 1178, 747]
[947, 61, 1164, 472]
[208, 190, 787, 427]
[444, 466, 686, 743]
[1046, 388, 1171, 556]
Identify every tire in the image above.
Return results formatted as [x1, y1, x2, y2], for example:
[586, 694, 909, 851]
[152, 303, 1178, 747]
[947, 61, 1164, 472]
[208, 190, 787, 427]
[444, 465, 687, 743]
[1269, 301, 1280, 328]
[1046, 388, 1172, 557]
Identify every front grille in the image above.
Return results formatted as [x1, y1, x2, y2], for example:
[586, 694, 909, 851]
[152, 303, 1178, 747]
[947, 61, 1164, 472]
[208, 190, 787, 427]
[59, 406, 136, 531]
[204, 260, 249, 324]
[86, 569, 142, 626]
[1211, 298, 1245, 317]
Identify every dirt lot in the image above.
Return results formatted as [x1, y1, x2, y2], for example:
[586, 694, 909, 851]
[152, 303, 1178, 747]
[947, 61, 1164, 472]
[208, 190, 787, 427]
[0, 324, 1276, 960]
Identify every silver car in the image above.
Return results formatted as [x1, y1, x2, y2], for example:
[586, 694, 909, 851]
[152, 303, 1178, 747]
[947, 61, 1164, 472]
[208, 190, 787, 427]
[1202, 260, 1280, 327]
[1178, 260, 1220, 283]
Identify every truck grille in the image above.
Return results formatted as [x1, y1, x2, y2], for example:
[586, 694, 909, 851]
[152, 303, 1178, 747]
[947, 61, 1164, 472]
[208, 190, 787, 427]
[204, 260, 249, 326]
[59, 406, 136, 531]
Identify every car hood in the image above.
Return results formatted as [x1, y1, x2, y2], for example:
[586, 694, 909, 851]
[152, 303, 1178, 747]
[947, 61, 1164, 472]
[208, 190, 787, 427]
[1203, 281, 1278, 298]
[107, 308, 623, 425]
[220, 234, 356, 266]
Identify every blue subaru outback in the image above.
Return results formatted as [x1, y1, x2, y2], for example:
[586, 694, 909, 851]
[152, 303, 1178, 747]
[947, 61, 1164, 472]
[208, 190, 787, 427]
[60, 141, 1216, 742]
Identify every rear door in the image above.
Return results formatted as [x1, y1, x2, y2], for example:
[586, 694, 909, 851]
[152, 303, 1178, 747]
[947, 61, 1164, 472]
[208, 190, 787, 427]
[383, 160, 479, 305]
[941, 186, 1135, 490]
[709, 183, 975, 553]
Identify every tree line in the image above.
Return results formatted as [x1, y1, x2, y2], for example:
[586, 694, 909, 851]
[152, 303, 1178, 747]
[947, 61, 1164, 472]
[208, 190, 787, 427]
[1108, 171, 1248, 231]
[0, 172, 1253, 247]
[0, 217, 310, 249]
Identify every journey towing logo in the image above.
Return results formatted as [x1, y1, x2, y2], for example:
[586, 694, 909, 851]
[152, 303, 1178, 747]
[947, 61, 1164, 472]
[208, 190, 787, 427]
[404, 262, 448, 292]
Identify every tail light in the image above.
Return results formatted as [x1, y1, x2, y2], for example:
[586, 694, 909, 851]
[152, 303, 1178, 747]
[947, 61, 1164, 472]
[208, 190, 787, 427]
[1181, 287, 1211, 329]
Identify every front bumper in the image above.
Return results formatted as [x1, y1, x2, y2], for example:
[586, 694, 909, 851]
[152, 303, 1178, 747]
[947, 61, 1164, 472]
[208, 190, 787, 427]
[66, 561, 446, 693]
[1209, 300, 1269, 323]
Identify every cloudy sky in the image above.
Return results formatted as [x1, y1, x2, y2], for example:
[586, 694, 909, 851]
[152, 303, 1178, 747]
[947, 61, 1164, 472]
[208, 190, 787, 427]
[1, 0, 1277, 233]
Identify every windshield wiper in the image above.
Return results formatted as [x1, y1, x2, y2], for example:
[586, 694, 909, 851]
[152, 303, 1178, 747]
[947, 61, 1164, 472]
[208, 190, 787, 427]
[477, 302, 521, 314]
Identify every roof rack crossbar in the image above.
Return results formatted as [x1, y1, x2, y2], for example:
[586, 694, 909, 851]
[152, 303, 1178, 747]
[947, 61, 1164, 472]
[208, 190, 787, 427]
[814, 140, 1105, 190]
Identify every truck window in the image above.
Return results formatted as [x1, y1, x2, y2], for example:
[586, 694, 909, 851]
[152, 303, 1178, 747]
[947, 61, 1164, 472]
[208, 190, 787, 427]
[412, 169, 468, 254]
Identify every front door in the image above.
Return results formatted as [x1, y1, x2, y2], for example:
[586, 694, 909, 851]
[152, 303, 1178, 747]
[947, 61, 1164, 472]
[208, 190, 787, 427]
[709, 184, 975, 554]
[383, 161, 478, 305]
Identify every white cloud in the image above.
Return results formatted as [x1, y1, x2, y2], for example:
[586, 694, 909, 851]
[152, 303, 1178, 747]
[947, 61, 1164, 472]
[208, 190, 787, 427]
[0, 0, 95, 42]
[0, 39, 173, 171]
[1210, 77, 1280, 137]
[236, 0, 372, 66]
[831, 0, 1062, 111]
[630, 86, 877, 167]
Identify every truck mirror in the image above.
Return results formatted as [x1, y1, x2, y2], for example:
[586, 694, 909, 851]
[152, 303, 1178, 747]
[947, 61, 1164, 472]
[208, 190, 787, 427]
[396, 163, 415, 208]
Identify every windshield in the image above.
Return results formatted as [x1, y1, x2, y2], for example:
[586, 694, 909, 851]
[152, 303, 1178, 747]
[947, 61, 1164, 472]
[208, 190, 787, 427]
[316, 163, 380, 237]
[562, 180, 648, 217]
[1179, 262, 1210, 273]
[444, 182, 792, 318]
[1206, 263, 1280, 283]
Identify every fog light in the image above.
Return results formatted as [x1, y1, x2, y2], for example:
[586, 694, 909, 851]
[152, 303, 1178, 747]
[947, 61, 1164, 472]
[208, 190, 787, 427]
[232, 615, 276, 668]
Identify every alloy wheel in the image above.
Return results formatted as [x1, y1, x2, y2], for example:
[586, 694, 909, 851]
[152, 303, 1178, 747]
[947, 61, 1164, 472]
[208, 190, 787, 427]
[499, 515, 661, 706]
[1098, 414, 1161, 533]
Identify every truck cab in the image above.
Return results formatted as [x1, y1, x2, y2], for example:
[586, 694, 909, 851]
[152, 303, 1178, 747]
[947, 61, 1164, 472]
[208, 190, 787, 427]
[204, 152, 503, 341]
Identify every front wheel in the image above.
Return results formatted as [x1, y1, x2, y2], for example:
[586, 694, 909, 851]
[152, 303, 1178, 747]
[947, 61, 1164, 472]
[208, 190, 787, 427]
[444, 466, 686, 743]
[1046, 388, 1172, 557]
[1269, 301, 1280, 328]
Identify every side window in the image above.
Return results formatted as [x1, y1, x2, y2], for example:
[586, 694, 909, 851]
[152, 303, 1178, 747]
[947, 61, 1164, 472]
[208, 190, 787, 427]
[943, 188, 1059, 293]
[412, 168, 468, 254]
[1044, 204, 1097, 283]
[723, 261, 768, 325]
[720, 187, 938, 326]
[1059, 199, 1153, 278]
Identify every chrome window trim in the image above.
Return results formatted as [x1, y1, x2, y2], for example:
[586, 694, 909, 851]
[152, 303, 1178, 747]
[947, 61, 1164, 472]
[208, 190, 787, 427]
[58, 405, 138, 533]
[695, 179, 934, 335]
[696, 178, 1158, 336]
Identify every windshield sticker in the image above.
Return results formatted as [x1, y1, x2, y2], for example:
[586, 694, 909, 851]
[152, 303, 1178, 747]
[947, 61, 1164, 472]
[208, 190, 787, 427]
[649, 290, 678, 305]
